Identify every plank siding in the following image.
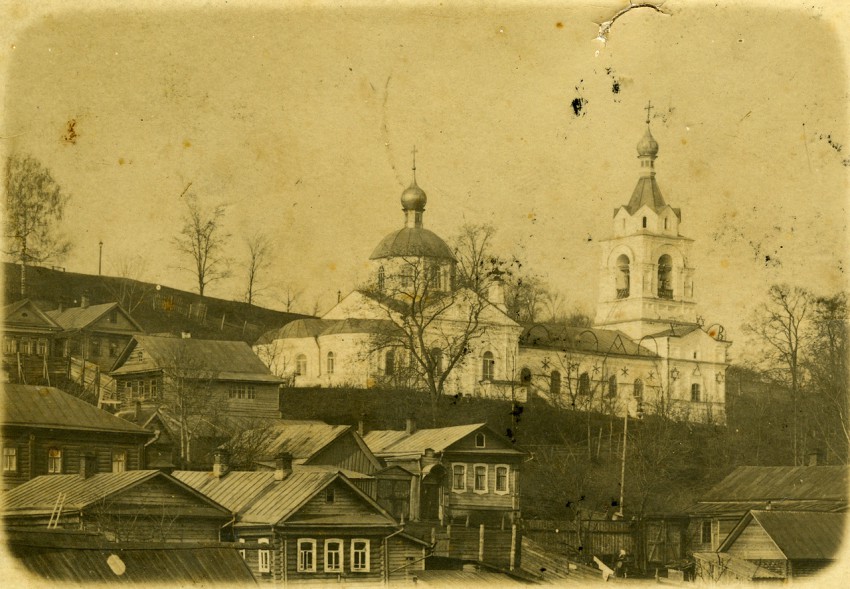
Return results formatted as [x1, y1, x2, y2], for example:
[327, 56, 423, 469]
[310, 433, 377, 474]
[288, 481, 387, 521]
[387, 536, 425, 582]
[725, 522, 785, 560]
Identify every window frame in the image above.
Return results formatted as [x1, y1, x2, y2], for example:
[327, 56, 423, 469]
[494, 464, 510, 495]
[295, 354, 307, 377]
[238, 537, 246, 560]
[473, 463, 488, 494]
[691, 383, 701, 402]
[47, 447, 62, 474]
[3, 446, 17, 473]
[475, 432, 486, 448]
[112, 449, 127, 473]
[228, 382, 256, 400]
[326, 351, 335, 375]
[608, 375, 618, 398]
[258, 537, 271, 573]
[324, 538, 344, 573]
[350, 538, 370, 573]
[451, 463, 466, 493]
[482, 351, 495, 381]
[297, 538, 316, 573]
[385, 349, 395, 376]
[700, 520, 712, 545]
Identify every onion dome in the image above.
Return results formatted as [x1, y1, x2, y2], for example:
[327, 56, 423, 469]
[401, 181, 427, 211]
[637, 126, 659, 157]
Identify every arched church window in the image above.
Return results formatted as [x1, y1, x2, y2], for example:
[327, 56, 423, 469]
[616, 254, 630, 299]
[578, 372, 590, 396]
[642, 216, 647, 228]
[377, 266, 385, 291]
[608, 375, 618, 397]
[295, 354, 307, 377]
[633, 378, 644, 400]
[326, 352, 335, 375]
[691, 383, 701, 402]
[482, 352, 495, 381]
[550, 371, 561, 395]
[664, 217, 669, 230]
[401, 267, 414, 289]
[658, 254, 673, 299]
[520, 368, 532, 385]
[385, 349, 395, 376]
[428, 265, 440, 290]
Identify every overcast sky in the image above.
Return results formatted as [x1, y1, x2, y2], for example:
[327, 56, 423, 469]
[2, 0, 847, 361]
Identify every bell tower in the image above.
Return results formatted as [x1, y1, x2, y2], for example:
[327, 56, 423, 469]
[594, 103, 697, 340]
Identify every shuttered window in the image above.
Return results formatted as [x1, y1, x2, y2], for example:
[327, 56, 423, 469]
[258, 538, 271, 573]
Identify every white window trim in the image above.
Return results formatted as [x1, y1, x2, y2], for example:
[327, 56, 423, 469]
[258, 537, 271, 573]
[451, 463, 466, 493]
[3, 446, 17, 473]
[324, 538, 344, 573]
[350, 538, 370, 572]
[238, 538, 246, 559]
[475, 432, 486, 448]
[473, 463, 489, 494]
[112, 450, 127, 473]
[494, 464, 510, 495]
[297, 538, 317, 573]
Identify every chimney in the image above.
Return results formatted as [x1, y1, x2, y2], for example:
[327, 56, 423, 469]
[79, 453, 95, 479]
[405, 417, 416, 435]
[213, 448, 231, 478]
[357, 414, 367, 436]
[57, 299, 65, 314]
[274, 452, 293, 481]
[133, 400, 141, 422]
[80, 293, 90, 309]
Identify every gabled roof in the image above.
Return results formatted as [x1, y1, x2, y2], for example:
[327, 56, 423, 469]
[1, 384, 151, 436]
[364, 423, 524, 457]
[692, 552, 782, 580]
[2, 299, 63, 331]
[173, 470, 278, 514]
[239, 421, 366, 463]
[1, 470, 228, 516]
[720, 510, 847, 560]
[111, 335, 283, 383]
[519, 324, 657, 357]
[624, 175, 670, 216]
[47, 301, 143, 332]
[698, 466, 849, 503]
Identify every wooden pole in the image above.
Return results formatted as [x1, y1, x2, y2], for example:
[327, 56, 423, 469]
[597, 427, 603, 460]
[510, 524, 517, 571]
[478, 524, 485, 562]
[618, 411, 628, 518]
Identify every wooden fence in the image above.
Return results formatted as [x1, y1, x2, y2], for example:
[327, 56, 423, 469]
[405, 522, 517, 570]
[520, 536, 605, 583]
[69, 357, 119, 408]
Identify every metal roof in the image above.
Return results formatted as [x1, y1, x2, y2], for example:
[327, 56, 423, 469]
[519, 324, 657, 357]
[688, 499, 847, 516]
[369, 227, 456, 261]
[111, 335, 283, 382]
[723, 510, 847, 561]
[249, 422, 352, 460]
[8, 536, 256, 584]
[625, 175, 668, 215]
[365, 423, 484, 455]
[3, 299, 63, 330]
[173, 470, 278, 514]
[2, 471, 158, 514]
[698, 466, 849, 503]
[645, 324, 703, 338]
[47, 302, 142, 331]
[692, 552, 782, 580]
[237, 470, 339, 524]
[1, 384, 151, 436]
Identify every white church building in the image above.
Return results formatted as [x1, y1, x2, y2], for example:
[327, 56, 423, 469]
[256, 113, 730, 423]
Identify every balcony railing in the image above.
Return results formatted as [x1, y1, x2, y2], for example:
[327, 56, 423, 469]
[658, 288, 673, 300]
[616, 288, 630, 299]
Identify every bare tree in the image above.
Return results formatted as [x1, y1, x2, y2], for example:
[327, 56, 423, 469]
[102, 254, 154, 313]
[244, 233, 272, 306]
[744, 284, 810, 464]
[174, 189, 231, 297]
[452, 222, 497, 293]
[4, 154, 72, 297]
[280, 283, 303, 313]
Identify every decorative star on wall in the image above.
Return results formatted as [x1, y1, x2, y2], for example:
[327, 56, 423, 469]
[541, 357, 551, 371]
[569, 362, 580, 373]
[647, 370, 655, 381]
[620, 367, 629, 377]
[591, 363, 600, 374]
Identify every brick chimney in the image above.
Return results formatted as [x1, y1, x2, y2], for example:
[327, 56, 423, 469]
[405, 417, 416, 435]
[274, 451, 293, 481]
[79, 453, 95, 479]
[80, 293, 90, 309]
[213, 448, 231, 478]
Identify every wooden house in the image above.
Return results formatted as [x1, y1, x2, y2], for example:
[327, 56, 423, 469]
[6, 528, 257, 585]
[1, 384, 152, 490]
[686, 466, 848, 553]
[110, 335, 283, 418]
[363, 420, 527, 526]
[693, 510, 846, 582]
[174, 455, 429, 584]
[2, 299, 64, 385]
[47, 297, 144, 371]
[1, 469, 234, 542]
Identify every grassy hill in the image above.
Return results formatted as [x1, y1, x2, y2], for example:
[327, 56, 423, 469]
[3, 262, 311, 343]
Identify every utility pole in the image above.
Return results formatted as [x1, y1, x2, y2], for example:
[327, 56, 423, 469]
[618, 410, 628, 519]
[98, 241, 103, 275]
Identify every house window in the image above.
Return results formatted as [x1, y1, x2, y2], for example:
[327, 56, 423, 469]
[474, 464, 488, 493]
[3, 337, 16, 354]
[701, 521, 712, 544]
[135, 350, 143, 361]
[452, 464, 466, 491]
[608, 375, 618, 397]
[495, 465, 509, 494]
[482, 351, 495, 381]
[550, 370, 561, 395]
[109, 341, 119, 358]
[150, 378, 159, 400]
[385, 349, 395, 376]
[664, 217, 669, 230]
[238, 538, 246, 559]
[258, 538, 271, 573]
[295, 354, 307, 377]
[109, 309, 118, 323]
[228, 383, 255, 400]
[21, 338, 32, 355]
[3, 447, 17, 473]
[327, 352, 335, 375]
[326, 488, 335, 503]
[37, 339, 48, 356]
[633, 378, 644, 400]
[475, 432, 486, 448]
[297, 538, 316, 572]
[112, 450, 126, 473]
[325, 539, 343, 573]
[90, 338, 101, 357]
[351, 539, 370, 572]
[691, 383, 701, 402]
[520, 368, 532, 385]
[578, 372, 590, 396]
[48, 448, 62, 474]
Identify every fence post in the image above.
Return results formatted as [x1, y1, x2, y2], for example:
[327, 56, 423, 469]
[510, 524, 517, 571]
[446, 524, 451, 556]
[221, 314, 226, 330]
[478, 523, 485, 562]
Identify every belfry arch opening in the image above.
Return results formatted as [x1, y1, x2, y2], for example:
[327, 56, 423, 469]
[658, 254, 673, 299]
[616, 254, 630, 299]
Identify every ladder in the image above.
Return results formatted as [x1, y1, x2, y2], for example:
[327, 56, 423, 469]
[47, 492, 67, 529]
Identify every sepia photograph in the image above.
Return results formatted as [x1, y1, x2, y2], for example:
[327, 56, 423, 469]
[1, 0, 848, 586]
